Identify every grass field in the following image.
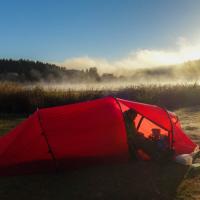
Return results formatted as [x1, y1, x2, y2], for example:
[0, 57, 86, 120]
[0, 105, 200, 200]
[0, 115, 25, 136]
[1, 82, 200, 114]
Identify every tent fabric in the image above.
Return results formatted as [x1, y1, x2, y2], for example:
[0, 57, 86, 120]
[0, 113, 54, 175]
[38, 97, 129, 169]
[117, 98, 172, 130]
[117, 98, 197, 155]
[172, 121, 197, 155]
[0, 96, 197, 175]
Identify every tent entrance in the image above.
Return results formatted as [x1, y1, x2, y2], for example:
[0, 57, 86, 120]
[123, 110, 171, 161]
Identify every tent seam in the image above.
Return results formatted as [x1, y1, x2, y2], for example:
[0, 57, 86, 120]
[113, 97, 133, 159]
[37, 110, 59, 171]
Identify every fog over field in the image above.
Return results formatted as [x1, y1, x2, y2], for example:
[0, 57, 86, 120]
[34, 80, 200, 91]
[55, 37, 200, 76]
[37, 57, 200, 90]
[37, 58, 200, 91]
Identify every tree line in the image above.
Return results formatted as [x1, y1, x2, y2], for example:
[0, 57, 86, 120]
[0, 59, 117, 83]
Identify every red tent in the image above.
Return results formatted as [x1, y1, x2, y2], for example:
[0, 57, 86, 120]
[0, 97, 197, 175]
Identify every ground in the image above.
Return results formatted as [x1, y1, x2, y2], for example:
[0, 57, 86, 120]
[0, 106, 200, 200]
[176, 106, 200, 145]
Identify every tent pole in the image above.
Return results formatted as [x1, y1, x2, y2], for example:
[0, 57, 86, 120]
[161, 107, 174, 150]
[114, 97, 128, 139]
[37, 110, 59, 171]
[136, 116, 144, 130]
[116, 99, 169, 132]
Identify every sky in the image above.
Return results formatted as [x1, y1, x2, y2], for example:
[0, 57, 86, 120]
[1, 0, 200, 73]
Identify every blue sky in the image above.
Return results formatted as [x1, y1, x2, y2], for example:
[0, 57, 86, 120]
[1, 0, 200, 71]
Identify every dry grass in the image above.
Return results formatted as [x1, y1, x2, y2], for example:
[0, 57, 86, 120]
[175, 106, 200, 145]
[0, 82, 200, 114]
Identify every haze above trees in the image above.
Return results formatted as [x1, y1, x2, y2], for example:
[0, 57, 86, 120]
[0, 59, 200, 83]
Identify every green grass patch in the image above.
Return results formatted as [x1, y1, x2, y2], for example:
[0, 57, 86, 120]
[0, 115, 25, 136]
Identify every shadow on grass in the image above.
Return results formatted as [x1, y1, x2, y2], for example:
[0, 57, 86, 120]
[0, 161, 188, 200]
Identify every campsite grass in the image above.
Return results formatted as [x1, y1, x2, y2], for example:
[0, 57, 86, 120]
[0, 162, 189, 200]
[176, 166, 200, 200]
[0, 106, 200, 199]
[0, 115, 25, 136]
[1, 82, 200, 114]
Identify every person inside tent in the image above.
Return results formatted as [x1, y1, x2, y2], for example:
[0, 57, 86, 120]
[124, 109, 173, 162]
[123, 109, 138, 159]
